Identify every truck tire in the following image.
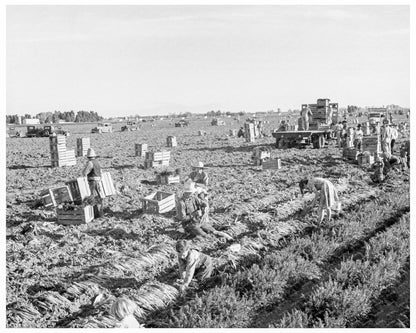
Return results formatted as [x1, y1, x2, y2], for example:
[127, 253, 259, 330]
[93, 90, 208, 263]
[43, 130, 49, 137]
[314, 134, 325, 149]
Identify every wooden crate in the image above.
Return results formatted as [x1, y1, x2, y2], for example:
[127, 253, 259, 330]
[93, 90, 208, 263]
[65, 177, 91, 203]
[56, 205, 94, 225]
[49, 135, 66, 145]
[229, 129, 238, 137]
[262, 159, 281, 170]
[145, 151, 171, 162]
[99, 172, 117, 198]
[159, 174, 180, 185]
[357, 154, 375, 166]
[343, 148, 360, 160]
[40, 186, 73, 208]
[252, 147, 271, 160]
[167, 136, 177, 147]
[135, 143, 148, 157]
[141, 191, 175, 214]
[144, 159, 170, 169]
[76, 138, 91, 157]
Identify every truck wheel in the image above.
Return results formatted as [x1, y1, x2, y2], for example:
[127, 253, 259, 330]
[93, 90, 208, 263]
[43, 131, 49, 137]
[315, 135, 325, 148]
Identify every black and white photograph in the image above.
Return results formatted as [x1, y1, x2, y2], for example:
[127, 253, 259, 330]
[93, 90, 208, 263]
[3, 0, 413, 330]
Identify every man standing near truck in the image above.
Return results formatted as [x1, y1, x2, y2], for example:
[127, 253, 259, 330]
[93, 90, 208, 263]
[300, 105, 313, 131]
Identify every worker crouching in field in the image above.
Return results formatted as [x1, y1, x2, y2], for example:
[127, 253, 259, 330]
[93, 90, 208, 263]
[299, 177, 341, 224]
[111, 297, 143, 328]
[176, 240, 214, 292]
[371, 155, 385, 183]
[82, 148, 104, 218]
[176, 180, 233, 241]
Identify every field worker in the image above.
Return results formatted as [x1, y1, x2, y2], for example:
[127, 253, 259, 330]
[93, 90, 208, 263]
[371, 155, 385, 183]
[176, 240, 214, 292]
[300, 105, 313, 131]
[176, 180, 233, 240]
[354, 124, 364, 151]
[82, 148, 104, 218]
[381, 119, 393, 155]
[111, 297, 143, 328]
[334, 122, 343, 146]
[299, 177, 341, 224]
[390, 124, 399, 152]
[237, 127, 245, 138]
[188, 161, 208, 187]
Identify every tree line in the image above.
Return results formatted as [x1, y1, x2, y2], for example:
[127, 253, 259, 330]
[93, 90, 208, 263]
[6, 110, 103, 124]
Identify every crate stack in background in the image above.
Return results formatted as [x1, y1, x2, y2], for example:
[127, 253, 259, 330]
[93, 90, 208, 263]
[244, 123, 256, 143]
[135, 143, 148, 157]
[229, 129, 237, 137]
[76, 137, 91, 157]
[166, 136, 177, 148]
[144, 151, 170, 169]
[50, 135, 76, 167]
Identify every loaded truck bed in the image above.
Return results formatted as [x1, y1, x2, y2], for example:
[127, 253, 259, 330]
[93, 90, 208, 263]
[272, 129, 332, 149]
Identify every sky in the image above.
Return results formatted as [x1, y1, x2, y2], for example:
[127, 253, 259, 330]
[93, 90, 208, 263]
[6, 5, 410, 117]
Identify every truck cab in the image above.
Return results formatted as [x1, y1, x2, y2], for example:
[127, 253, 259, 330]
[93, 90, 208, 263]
[91, 123, 113, 133]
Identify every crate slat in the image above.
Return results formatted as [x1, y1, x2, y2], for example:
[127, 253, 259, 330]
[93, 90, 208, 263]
[57, 205, 94, 225]
[142, 191, 175, 214]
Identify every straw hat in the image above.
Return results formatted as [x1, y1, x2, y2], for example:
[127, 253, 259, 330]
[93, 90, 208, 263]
[183, 179, 197, 193]
[87, 148, 96, 158]
[192, 161, 205, 169]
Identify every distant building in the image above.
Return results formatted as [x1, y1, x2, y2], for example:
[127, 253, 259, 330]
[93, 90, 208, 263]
[23, 118, 40, 125]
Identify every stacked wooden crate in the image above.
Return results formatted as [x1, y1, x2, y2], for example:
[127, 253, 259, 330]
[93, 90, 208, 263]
[166, 136, 177, 147]
[244, 123, 256, 143]
[40, 186, 73, 208]
[99, 172, 117, 198]
[50, 135, 76, 167]
[362, 136, 381, 155]
[135, 143, 148, 157]
[65, 177, 91, 204]
[357, 153, 375, 166]
[252, 147, 271, 166]
[158, 173, 180, 185]
[141, 191, 175, 214]
[56, 205, 94, 225]
[262, 159, 281, 170]
[229, 129, 238, 137]
[76, 137, 90, 157]
[144, 151, 170, 169]
[342, 147, 360, 161]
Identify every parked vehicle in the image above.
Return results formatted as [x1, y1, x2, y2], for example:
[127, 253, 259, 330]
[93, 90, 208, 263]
[91, 123, 113, 133]
[175, 119, 189, 127]
[43, 125, 70, 137]
[7, 127, 21, 138]
[121, 121, 139, 132]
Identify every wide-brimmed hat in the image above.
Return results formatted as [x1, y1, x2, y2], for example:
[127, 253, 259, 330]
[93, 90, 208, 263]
[87, 148, 96, 158]
[192, 161, 205, 169]
[183, 179, 197, 193]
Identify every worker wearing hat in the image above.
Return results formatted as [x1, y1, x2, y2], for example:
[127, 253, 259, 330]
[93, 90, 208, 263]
[82, 148, 104, 218]
[354, 124, 364, 151]
[176, 180, 233, 241]
[188, 161, 208, 188]
[381, 119, 394, 155]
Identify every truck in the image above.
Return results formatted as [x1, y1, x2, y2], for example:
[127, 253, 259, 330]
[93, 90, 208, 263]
[26, 125, 69, 137]
[272, 128, 332, 149]
[121, 121, 139, 132]
[175, 119, 189, 127]
[271, 98, 337, 149]
[7, 127, 22, 138]
[91, 123, 113, 133]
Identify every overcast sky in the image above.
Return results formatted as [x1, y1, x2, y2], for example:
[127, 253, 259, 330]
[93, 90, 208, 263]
[6, 5, 410, 117]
